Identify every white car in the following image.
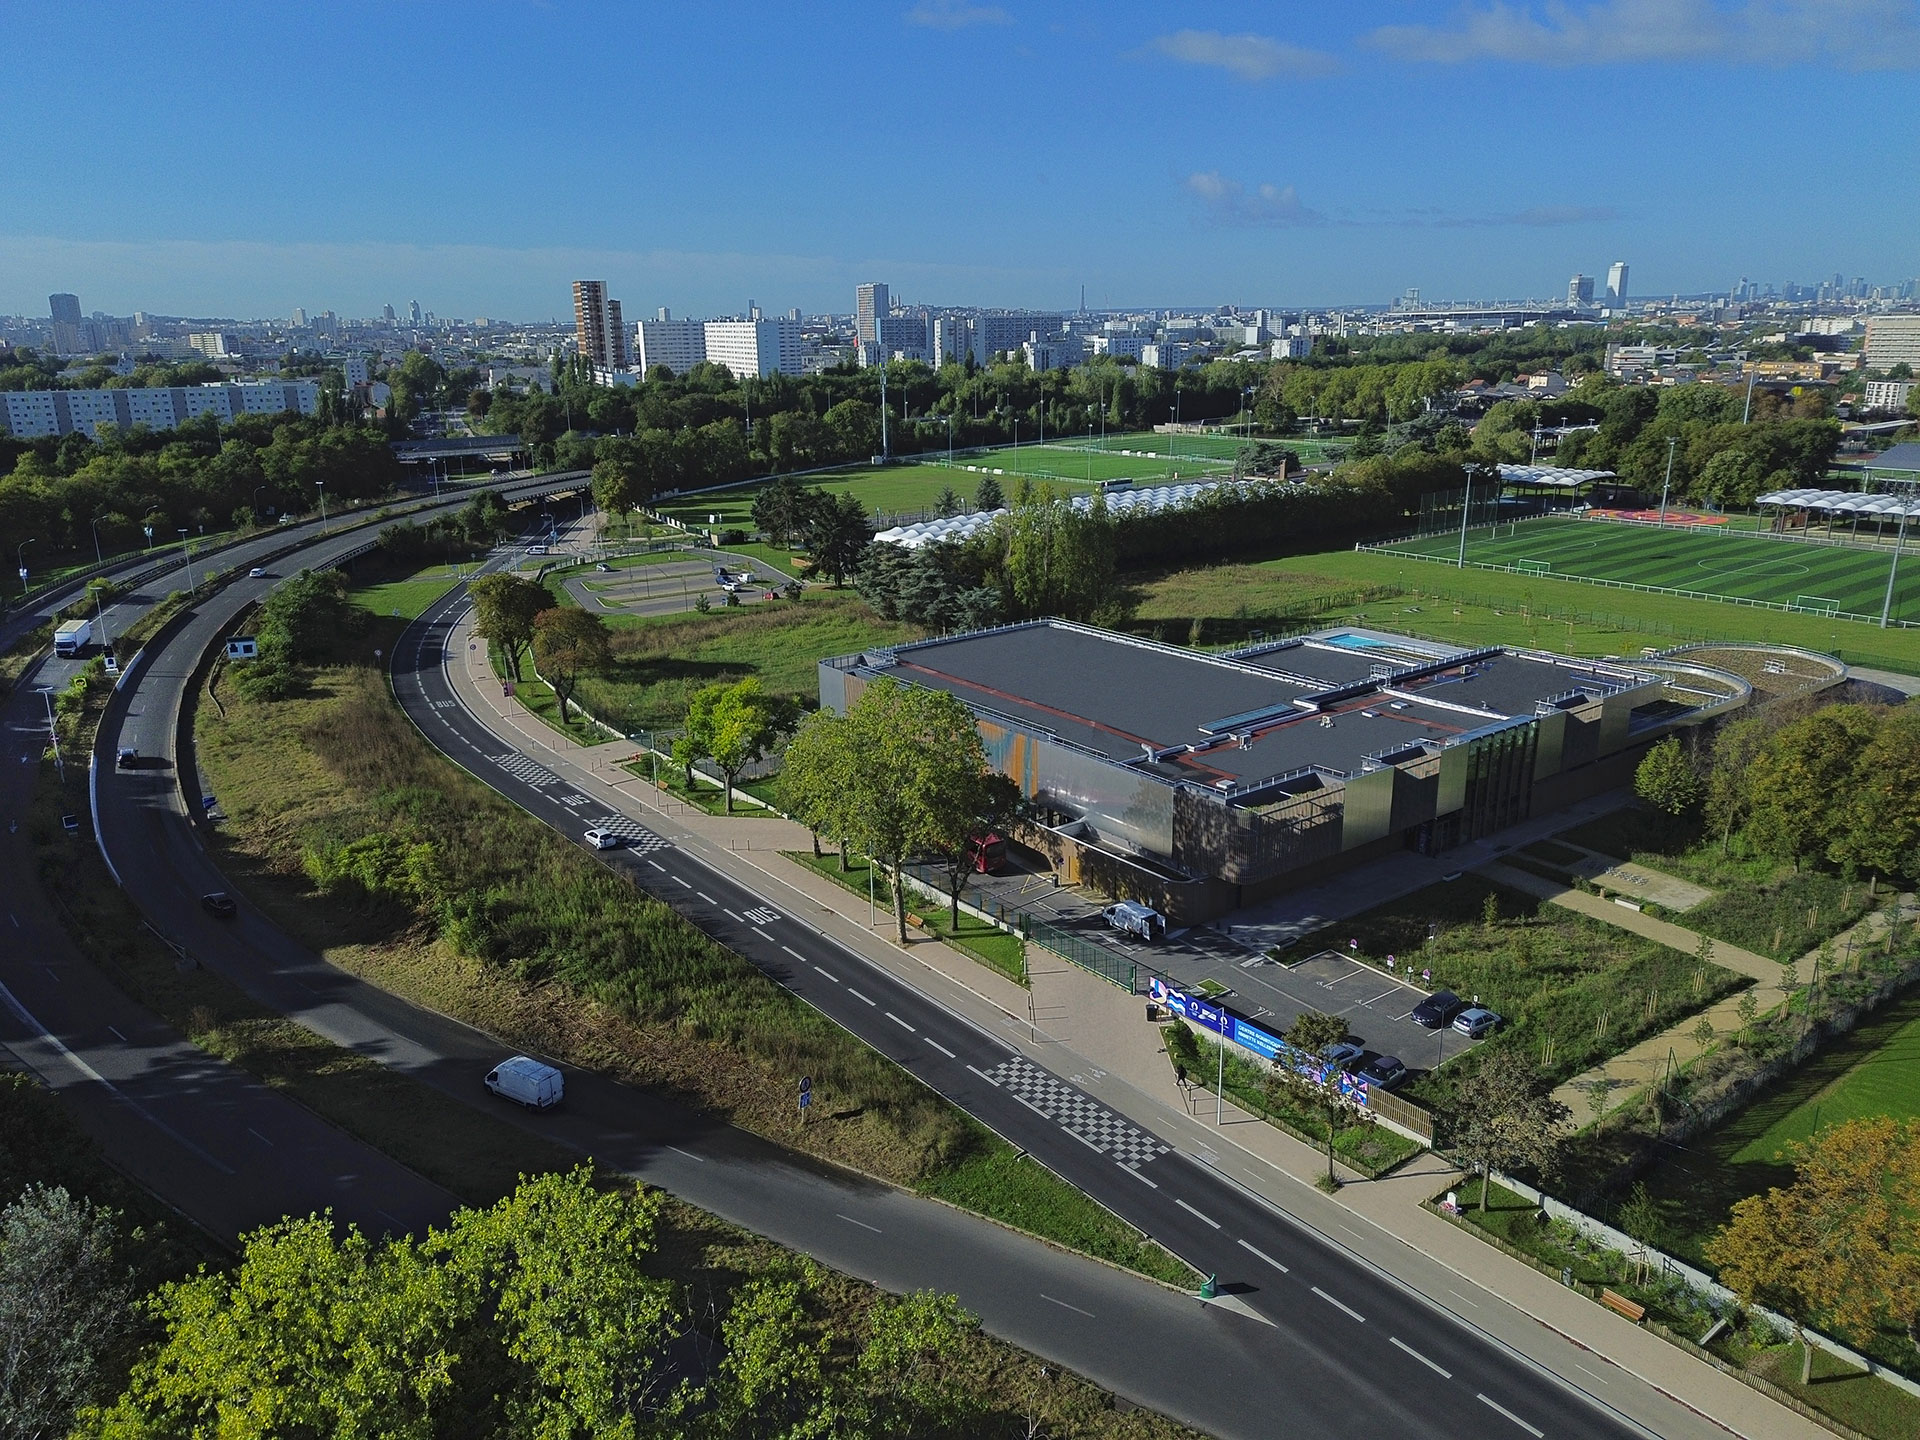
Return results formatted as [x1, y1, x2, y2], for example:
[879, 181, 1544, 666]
[584, 827, 622, 850]
[248, 566, 267, 578]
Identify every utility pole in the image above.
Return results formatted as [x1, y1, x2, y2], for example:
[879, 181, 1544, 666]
[878, 362, 889, 460]
[1657, 436, 1677, 528]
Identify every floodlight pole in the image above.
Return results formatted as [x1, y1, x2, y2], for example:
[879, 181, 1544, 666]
[1215, 1024, 1224, 1127]
[1741, 365, 1758, 425]
[1457, 468, 1472, 568]
[1657, 436, 1677, 529]
[1880, 506, 1909, 629]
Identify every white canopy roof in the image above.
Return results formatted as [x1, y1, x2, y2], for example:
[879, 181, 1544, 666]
[1495, 465, 1616, 488]
[1756, 487, 1920, 518]
[873, 479, 1232, 549]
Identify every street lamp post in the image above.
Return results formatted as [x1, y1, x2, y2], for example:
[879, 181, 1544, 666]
[89, 516, 105, 567]
[16, 537, 36, 600]
[38, 686, 61, 781]
[317, 481, 328, 531]
[1657, 435, 1677, 528]
[178, 530, 196, 595]
[253, 486, 269, 526]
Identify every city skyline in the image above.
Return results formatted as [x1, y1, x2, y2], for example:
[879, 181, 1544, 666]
[2, 1, 1917, 319]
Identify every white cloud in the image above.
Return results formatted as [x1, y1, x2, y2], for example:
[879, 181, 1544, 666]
[905, 0, 1011, 31]
[1151, 29, 1338, 81]
[1185, 173, 1328, 228]
[1367, 0, 1920, 69]
[1436, 203, 1620, 227]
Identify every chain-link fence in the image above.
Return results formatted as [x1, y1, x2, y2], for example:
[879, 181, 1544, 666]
[982, 898, 1136, 991]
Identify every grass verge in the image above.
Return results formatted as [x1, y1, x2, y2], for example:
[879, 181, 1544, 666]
[786, 847, 1030, 986]
[1159, 1026, 1423, 1178]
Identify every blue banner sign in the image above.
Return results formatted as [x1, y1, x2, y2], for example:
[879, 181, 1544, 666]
[1151, 977, 1370, 1107]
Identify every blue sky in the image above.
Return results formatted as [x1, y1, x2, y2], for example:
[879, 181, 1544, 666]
[3, 0, 1916, 320]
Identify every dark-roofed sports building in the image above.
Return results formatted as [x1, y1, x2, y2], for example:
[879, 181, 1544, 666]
[820, 622, 1750, 922]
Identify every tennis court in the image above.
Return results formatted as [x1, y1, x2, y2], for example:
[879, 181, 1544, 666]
[1375, 515, 1920, 625]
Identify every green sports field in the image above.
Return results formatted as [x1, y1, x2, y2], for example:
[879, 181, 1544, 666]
[943, 442, 1231, 485]
[1378, 515, 1920, 625]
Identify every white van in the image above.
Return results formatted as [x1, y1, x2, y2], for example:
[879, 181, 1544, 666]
[484, 1055, 564, 1110]
[1101, 900, 1166, 942]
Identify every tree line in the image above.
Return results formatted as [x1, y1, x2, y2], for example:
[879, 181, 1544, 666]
[2, 1165, 1011, 1439]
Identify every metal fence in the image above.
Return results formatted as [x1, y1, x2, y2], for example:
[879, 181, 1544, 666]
[982, 898, 1137, 992]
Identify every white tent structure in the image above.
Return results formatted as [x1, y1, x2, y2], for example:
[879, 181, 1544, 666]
[872, 480, 1233, 549]
[1755, 487, 1920, 519]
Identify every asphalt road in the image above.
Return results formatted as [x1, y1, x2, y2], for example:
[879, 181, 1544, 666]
[384, 578, 1653, 1440]
[0, 480, 577, 1242]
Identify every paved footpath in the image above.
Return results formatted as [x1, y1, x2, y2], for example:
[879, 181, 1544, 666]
[1482, 860, 1914, 1120]
[445, 612, 1826, 1440]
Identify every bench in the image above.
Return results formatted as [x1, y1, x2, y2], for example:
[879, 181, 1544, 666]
[1600, 1289, 1647, 1323]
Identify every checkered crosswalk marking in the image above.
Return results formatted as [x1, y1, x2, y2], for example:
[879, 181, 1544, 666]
[489, 752, 562, 789]
[980, 1057, 1170, 1167]
[586, 814, 673, 854]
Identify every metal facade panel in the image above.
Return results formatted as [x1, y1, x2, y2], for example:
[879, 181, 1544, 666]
[1341, 765, 1397, 851]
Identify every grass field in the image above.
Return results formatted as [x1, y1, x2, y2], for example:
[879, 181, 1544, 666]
[1137, 548, 1920, 673]
[1378, 515, 1920, 626]
[1054, 429, 1349, 466]
[651, 461, 1101, 534]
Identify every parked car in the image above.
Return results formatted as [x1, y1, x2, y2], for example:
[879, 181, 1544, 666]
[248, 566, 267, 578]
[485, 1055, 564, 1110]
[583, 827, 622, 850]
[200, 891, 237, 918]
[1322, 1041, 1366, 1071]
[966, 832, 1007, 874]
[1101, 901, 1165, 942]
[1411, 989, 1466, 1029]
[595, 562, 612, 572]
[1357, 1054, 1408, 1089]
[1453, 1006, 1502, 1039]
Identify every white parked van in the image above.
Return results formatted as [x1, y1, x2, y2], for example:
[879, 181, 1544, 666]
[484, 1055, 564, 1110]
[1101, 900, 1166, 942]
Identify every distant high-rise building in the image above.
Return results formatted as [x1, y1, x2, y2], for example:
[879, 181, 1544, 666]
[407, 300, 422, 326]
[571, 280, 629, 369]
[382, 303, 396, 323]
[290, 308, 308, 328]
[703, 318, 805, 378]
[634, 317, 707, 376]
[48, 293, 83, 354]
[1567, 274, 1594, 307]
[855, 282, 888, 348]
[1605, 262, 1628, 306]
[1864, 316, 1920, 372]
[787, 307, 802, 323]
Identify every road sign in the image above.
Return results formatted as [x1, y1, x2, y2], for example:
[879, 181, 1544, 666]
[798, 1074, 812, 1119]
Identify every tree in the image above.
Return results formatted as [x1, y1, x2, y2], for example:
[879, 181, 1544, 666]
[785, 678, 992, 944]
[1707, 1117, 1920, 1383]
[674, 678, 798, 814]
[591, 435, 649, 527]
[1273, 1011, 1363, 1185]
[801, 492, 873, 587]
[1634, 737, 1700, 816]
[1704, 716, 1767, 854]
[929, 770, 1022, 929]
[973, 473, 1004, 511]
[530, 607, 611, 725]
[1831, 706, 1920, 883]
[0, 1186, 138, 1440]
[777, 709, 850, 862]
[1743, 705, 1882, 867]
[849, 1290, 976, 1439]
[468, 573, 554, 682]
[932, 487, 960, 519]
[752, 473, 813, 548]
[1448, 1049, 1569, 1211]
[996, 488, 1117, 622]
[709, 1267, 837, 1440]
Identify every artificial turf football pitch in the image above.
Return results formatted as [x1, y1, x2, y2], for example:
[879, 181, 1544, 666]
[1376, 515, 1920, 626]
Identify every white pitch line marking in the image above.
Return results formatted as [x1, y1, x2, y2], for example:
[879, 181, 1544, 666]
[923, 1037, 956, 1058]
[885, 1012, 915, 1032]
[666, 1146, 705, 1163]
[1119, 1162, 1159, 1188]
[1236, 1238, 1288, 1273]
[836, 1212, 882, 1233]
[1174, 1198, 1221, 1229]
[1390, 1336, 1451, 1378]
[1476, 1394, 1543, 1438]
[106, 1025, 126, 1042]
[1040, 1293, 1094, 1318]
[1312, 1286, 1365, 1322]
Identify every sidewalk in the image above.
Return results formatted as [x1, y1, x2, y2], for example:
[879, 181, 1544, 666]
[446, 616, 1825, 1440]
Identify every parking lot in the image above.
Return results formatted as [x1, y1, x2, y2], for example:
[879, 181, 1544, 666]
[944, 857, 1479, 1079]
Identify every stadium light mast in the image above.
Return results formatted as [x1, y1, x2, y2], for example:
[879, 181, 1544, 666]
[1657, 436, 1677, 528]
[1880, 502, 1911, 630]
[1457, 467, 1474, 568]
